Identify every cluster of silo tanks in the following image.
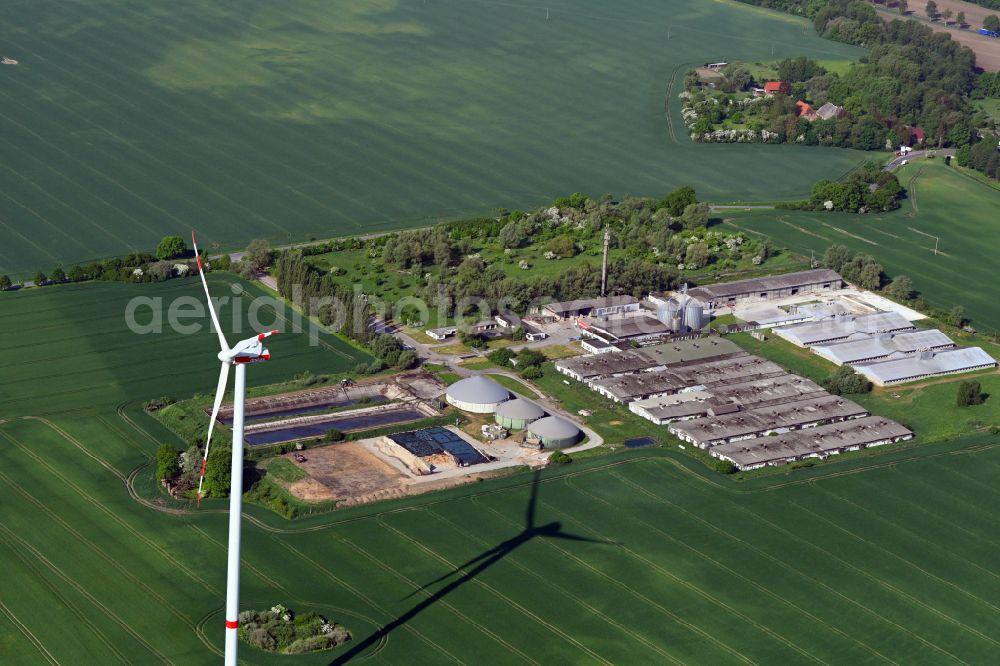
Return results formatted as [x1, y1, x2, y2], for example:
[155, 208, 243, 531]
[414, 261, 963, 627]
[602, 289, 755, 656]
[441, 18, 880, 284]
[656, 292, 706, 333]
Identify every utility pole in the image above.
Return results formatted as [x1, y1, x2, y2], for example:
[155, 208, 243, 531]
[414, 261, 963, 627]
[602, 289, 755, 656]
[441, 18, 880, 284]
[600, 226, 611, 297]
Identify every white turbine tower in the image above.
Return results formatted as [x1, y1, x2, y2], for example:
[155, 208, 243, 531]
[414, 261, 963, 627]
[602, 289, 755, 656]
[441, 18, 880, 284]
[191, 231, 278, 666]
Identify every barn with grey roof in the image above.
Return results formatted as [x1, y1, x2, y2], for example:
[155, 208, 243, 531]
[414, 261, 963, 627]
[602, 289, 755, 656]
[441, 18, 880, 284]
[669, 394, 868, 448]
[686, 269, 844, 309]
[855, 347, 997, 386]
[711, 416, 912, 470]
[812, 329, 955, 366]
[774, 311, 915, 347]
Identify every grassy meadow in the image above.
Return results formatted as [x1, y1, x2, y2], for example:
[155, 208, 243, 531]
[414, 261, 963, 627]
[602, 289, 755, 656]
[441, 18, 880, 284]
[727, 160, 1000, 331]
[0, 0, 870, 278]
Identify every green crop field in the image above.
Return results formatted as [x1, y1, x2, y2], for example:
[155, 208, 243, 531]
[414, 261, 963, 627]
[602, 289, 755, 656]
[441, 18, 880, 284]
[0, 0, 870, 278]
[3, 279, 1000, 662]
[726, 161, 1000, 331]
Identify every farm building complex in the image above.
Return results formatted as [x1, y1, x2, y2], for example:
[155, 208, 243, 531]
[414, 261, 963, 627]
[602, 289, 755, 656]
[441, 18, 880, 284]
[555, 335, 910, 471]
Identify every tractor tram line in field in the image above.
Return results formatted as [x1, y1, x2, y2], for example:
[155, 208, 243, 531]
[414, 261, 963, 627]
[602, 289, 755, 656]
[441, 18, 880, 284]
[610, 468, 974, 663]
[564, 473, 900, 665]
[474, 493, 760, 665]
[375, 513, 611, 665]
[538, 494, 830, 666]
[726, 504, 987, 663]
[796, 487, 1000, 612]
[0, 426, 221, 596]
[421, 504, 686, 665]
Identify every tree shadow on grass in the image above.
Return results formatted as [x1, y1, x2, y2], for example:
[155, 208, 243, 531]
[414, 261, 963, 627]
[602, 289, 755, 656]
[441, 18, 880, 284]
[329, 469, 613, 664]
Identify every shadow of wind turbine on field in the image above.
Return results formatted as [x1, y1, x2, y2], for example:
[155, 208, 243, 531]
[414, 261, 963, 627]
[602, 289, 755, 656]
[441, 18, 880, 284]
[329, 470, 614, 664]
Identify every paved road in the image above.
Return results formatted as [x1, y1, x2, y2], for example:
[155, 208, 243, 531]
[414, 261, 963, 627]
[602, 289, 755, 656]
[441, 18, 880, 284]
[884, 148, 955, 172]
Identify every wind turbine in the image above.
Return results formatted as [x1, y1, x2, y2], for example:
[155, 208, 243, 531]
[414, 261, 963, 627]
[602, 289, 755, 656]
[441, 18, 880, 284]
[191, 231, 278, 666]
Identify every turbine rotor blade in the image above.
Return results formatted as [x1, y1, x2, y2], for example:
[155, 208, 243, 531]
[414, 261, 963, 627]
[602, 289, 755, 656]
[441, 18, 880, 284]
[191, 231, 230, 352]
[197, 362, 231, 506]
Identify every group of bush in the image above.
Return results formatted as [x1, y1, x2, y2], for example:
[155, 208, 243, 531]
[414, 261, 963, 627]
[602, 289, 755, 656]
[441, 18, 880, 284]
[238, 605, 351, 654]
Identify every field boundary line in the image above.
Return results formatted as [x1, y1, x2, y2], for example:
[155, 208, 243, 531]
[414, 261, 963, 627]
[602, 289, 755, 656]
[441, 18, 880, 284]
[0, 469, 198, 633]
[607, 468, 953, 660]
[0, 596, 61, 666]
[0, 73, 295, 239]
[270, 539, 447, 663]
[858, 469, 1000, 553]
[423, 506, 685, 665]
[0, 529, 129, 664]
[0, 428, 220, 595]
[726, 503, 972, 664]
[534, 495, 829, 666]
[342, 535, 540, 665]
[473, 496, 756, 665]
[571, 473, 899, 665]
[187, 524, 289, 594]
[0, 523, 173, 664]
[793, 492, 1000, 623]
[375, 514, 609, 665]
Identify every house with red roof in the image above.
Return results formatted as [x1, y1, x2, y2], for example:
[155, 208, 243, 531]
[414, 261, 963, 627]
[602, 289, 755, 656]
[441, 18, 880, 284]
[763, 81, 791, 95]
[796, 100, 819, 121]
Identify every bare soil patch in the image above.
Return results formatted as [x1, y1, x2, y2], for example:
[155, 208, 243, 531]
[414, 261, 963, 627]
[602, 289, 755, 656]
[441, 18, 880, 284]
[286, 442, 409, 502]
[878, 3, 1000, 71]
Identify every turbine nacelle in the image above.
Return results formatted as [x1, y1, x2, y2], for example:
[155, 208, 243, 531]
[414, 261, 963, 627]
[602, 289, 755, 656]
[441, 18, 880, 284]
[219, 331, 278, 364]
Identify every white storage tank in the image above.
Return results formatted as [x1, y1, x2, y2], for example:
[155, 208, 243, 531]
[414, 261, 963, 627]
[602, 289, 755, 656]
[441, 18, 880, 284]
[445, 375, 510, 414]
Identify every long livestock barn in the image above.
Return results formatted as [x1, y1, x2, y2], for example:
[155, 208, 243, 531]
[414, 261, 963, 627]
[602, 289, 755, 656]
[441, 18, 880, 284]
[686, 268, 844, 309]
[555, 349, 662, 382]
[773, 311, 915, 347]
[812, 329, 955, 365]
[669, 394, 868, 448]
[855, 347, 997, 386]
[711, 416, 913, 470]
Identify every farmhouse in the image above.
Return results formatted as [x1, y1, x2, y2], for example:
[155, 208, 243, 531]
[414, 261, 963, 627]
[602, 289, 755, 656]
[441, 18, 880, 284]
[812, 329, 955, 365]
[854, 347, 997, 386]
[711, 416, 913, 471]
[763, 81, 791, 95]
[815, 102, 843, 120]
[686, 268, 844, 309]
[555, 349, 662, 382]
[541, 295, 640, 320]
[796, 100, 818, 121]
[522, 323, 547, 341]
[669, 394, 868, 448]
[773, 311, 915, 347]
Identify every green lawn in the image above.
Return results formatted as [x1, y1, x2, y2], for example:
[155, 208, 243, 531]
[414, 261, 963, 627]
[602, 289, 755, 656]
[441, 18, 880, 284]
[727, 161, 1000, 331]
[263, 457, 308, 484]
[0, 0, 870, 278]
[484, 373, 540, 400]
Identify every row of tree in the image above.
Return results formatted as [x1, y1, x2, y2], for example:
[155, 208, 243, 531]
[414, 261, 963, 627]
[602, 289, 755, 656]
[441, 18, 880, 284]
[822, 243, 967, 326]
